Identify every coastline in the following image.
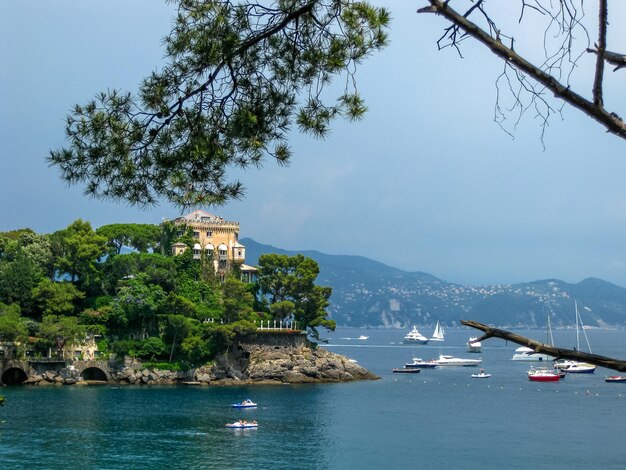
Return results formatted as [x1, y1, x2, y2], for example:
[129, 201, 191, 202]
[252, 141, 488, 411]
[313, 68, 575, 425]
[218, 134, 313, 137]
[3, 335, 378, 387]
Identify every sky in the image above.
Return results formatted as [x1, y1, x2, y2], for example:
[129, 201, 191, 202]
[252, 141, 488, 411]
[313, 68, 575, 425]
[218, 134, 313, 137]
[3, 1, 626, 288]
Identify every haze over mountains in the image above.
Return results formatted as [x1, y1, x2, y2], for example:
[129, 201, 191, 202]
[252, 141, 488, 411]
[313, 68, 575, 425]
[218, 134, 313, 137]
[242, 238, 626, 329]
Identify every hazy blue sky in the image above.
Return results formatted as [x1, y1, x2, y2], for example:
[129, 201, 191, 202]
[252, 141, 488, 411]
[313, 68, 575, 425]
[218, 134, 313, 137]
[3, 2, 626, 287]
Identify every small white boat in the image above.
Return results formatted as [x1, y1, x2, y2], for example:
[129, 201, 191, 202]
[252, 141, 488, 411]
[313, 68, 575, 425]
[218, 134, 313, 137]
[433, 354, 482, 367]
[471, 369, 491, 379]
[511, 346, 551, 362]
[231, 399, 257, 408]
[404, 326, 429, 344]
[358, 335, 369, 340]
[429, 321, 445, 342]
[225, 421, 258, 429]
[466, 337, 482, 353]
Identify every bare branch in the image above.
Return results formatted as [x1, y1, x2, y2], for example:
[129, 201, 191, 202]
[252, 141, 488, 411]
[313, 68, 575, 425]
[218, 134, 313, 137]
[592, 0, 608, 106]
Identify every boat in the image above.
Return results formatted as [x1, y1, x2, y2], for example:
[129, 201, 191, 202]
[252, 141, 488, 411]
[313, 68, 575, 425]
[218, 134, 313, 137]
[553, 301, 597, 374]
[404, 357, 438, 369]
[403, 326, 429, 344]
[392, 367, 422, 374]
[471, 369, 491, 379]
[554, 360, 596, 374]
[225, 421, 258, 429]
[358, 335, 369, 340]
[466, 337, 482, 353]
[605, 376, 626, 383]
[231, 399, 257, 408]
[527, 367, 561, 382]
[511, 346, 551, 362]
[433, 354, 482, 367]
[429, 321, 445, 342]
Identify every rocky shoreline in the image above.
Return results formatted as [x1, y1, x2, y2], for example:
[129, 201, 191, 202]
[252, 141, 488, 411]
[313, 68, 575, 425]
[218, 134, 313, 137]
[19, 340, 378, 386]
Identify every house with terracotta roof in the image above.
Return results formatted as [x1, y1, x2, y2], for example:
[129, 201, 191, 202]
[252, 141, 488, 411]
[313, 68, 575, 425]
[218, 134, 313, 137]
[165, 210, 258, 282]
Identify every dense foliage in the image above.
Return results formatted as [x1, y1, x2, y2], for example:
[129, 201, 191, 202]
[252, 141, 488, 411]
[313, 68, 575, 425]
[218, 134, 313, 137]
[0, 221, 333, 366]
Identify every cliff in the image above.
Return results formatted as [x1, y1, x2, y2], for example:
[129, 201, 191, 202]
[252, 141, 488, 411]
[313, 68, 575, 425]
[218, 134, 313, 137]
[12, 334, 377, 386]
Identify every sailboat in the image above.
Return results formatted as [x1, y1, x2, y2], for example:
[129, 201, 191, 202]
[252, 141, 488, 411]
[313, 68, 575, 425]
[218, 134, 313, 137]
[554, 301, 596, 374]
[430, 321, 445, 342]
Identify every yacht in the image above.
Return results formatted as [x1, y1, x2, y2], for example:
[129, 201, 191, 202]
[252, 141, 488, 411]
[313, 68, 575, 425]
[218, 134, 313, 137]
[403, 326, 429, 344]
[433, 354, 482, 367]
[511, 346, 551, 362]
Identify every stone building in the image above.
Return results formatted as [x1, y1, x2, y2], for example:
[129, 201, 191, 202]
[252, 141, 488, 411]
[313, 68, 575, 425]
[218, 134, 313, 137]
[167, 209, 258, 282]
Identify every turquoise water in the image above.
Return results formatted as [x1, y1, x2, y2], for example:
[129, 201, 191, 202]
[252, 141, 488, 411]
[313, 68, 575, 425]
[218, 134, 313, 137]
[2, 328, 626, 469]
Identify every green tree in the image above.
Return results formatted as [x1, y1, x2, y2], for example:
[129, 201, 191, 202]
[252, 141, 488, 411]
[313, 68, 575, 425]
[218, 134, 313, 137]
[162, 314, 195, 362]
[257, 254, 335, 338]
[0, 303, 28, 343]
[137, 336, 168, 360]
[96, 223, 161, 255]
[110, 278, 166, 337]
[0, 254, 41, 313]
[102, 252, 177, 293]
[51, 219, 107, 287]
[222, 276, 255, 323]
[38, 315, 86, 358]
[32, 279, 85, 318]
[180, 335, 210, 365]
[49, 0, 390, 206]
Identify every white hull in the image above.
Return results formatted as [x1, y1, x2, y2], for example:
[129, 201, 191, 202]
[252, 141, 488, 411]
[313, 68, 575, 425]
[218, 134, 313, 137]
[434, 354, 482, 367]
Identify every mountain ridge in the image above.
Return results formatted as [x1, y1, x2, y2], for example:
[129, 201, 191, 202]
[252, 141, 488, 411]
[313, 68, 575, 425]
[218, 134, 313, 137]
[241, 238, 626, 328]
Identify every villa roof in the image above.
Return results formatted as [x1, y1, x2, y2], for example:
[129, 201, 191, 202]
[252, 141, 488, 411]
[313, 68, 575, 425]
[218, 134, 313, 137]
[179, 209, 223, 222]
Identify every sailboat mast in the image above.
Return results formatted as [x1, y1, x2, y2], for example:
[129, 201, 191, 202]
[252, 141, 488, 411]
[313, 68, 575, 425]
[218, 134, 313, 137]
[575, 300, 580, 351]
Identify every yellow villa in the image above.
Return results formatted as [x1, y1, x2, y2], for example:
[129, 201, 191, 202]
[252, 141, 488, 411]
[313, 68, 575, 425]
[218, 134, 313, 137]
[166, 209, 258, 282]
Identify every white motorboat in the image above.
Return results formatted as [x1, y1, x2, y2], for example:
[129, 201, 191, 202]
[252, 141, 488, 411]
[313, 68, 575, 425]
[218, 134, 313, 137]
[429, 321, 445, 342]
[404, 326, 428, 344]
[511, 346, 551, 362]
[433, 354, 482, 367]
[466, 337, 482, 353]
[358, 335, 369, 340]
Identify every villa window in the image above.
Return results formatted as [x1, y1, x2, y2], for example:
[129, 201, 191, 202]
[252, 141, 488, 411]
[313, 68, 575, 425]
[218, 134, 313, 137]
[206, 231, 212, 237]
[193, 231, 200, 238]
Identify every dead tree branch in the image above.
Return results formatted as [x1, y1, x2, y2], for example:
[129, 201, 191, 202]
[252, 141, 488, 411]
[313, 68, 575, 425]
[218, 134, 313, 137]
[418, 0, 626, 140]
[461, 319, 626, 372]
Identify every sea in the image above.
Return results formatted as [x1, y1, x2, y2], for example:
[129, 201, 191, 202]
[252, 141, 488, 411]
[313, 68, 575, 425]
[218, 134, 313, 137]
[2, 327, 626, 469]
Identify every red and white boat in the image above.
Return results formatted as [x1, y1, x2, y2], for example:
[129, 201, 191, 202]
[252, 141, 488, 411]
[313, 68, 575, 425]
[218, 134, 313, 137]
[528, 367, 561, 382]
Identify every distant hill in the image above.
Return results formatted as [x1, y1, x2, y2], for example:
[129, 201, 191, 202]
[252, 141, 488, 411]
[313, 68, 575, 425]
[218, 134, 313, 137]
[241, 238, 626, 329]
